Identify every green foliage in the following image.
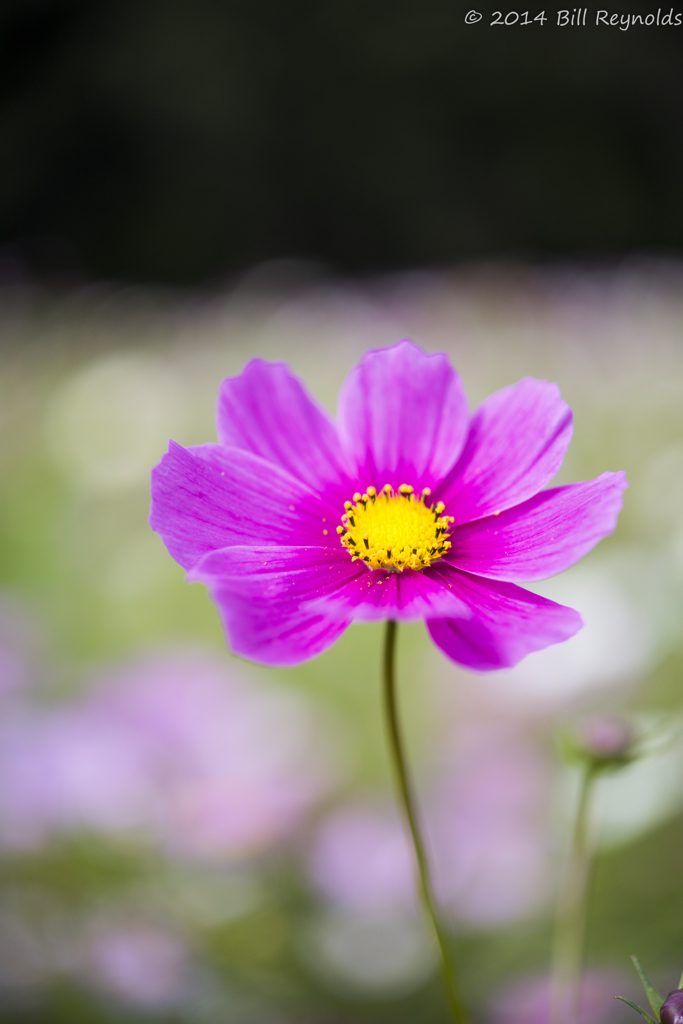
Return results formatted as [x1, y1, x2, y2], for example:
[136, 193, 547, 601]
[631, 955, 664, 1018]
[616, 995, 658, 1023]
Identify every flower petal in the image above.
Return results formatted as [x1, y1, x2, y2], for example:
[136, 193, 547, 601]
[437, 378, 573, 525]
[305, 563, 471, 622]
[216, 359, 352, 502]
[448, 471, 628, 581]
[189, 544, 363, 592]
[150, 441, 338, 570]
[337, 340, 469, 491]
[190, 546, 362, 666]
[427, 565, 582, 671]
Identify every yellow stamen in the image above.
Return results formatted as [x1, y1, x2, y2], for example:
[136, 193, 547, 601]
[339, 484, 454, 572]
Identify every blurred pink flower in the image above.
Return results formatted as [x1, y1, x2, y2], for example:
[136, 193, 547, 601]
[0, 706, 152, 847]
[0, 650, 333, 858]
[490, 971, 624, 1024]
[578, 716, 635, 760]
[429, 721, 553, 925]
[307, 720, 553, 926]
[84, 922, 189, 1009]
[308, 806, 415, 913]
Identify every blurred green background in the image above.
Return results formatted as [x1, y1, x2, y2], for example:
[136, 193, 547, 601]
[0, 265, 682, 1022]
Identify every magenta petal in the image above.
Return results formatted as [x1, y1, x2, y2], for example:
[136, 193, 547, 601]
[190, 546, 363, 666]
[437, 378, 573, 525]
[337, 340, 469, 491]
[150, 441, 338, 571]
[306, 563, 471, 622]
[216, 359, 352, 503]
[448, 471, 628, 581]
[189, 544, 363, 592]
[427, 566, 583, 671]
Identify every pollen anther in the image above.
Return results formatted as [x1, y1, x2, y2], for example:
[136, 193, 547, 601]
[338, 484, 454, 572]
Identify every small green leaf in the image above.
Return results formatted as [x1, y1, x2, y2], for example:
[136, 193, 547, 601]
[677, 967, 683, 990]
[631, 954, 664, 1016]
[616, 995, 658, 1023]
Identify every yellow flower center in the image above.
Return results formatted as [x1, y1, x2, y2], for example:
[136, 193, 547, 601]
[337, 484, 454, 572]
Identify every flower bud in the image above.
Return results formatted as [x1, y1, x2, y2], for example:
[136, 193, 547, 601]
[560, 715, 637, 773]
[579, 716, 634, 761]
[661, 989, 683, 1024]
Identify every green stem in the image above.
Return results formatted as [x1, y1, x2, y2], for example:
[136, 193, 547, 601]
[382, 620, 468, 1024]
[550, 763, 599, 1024]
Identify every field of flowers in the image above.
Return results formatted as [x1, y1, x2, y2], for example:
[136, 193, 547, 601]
[1, 262, 682, 1024]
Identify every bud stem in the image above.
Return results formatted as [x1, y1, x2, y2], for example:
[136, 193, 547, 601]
[550, 761, 599, 1024]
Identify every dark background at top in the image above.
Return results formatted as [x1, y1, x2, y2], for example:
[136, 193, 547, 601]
[2, 0, 683, 286]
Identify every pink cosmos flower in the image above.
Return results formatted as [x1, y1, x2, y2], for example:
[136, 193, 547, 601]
[83, 921, 190, 1010]
[150, 341, 627, 670]
[0, 651, 330, 857]
[490, 971, 625, 1024]
[307, 720, 552, 926]
[308, 805, 416, 913]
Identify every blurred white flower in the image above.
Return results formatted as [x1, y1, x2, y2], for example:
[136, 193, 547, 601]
[299, 909, 434, 997]
[638, 442, 683, 535]
[44, 352, 187, 493]
[488, 562, 651, 706]
[592, 724, 683, 848]
[102, 530, 180, 598]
